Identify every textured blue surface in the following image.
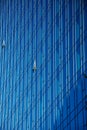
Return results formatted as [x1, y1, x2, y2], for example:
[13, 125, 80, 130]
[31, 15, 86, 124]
[0, 0, 87, 130]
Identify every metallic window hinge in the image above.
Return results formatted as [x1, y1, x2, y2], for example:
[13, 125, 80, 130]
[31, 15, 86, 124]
[32, 60, 37, 72]
[2, 40, 6, 48]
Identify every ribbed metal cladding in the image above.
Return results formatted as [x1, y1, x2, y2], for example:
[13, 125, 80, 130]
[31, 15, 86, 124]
[0, 0, 87, 130]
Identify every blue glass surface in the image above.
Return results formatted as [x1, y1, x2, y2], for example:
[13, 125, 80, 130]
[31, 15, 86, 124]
[0, 0, 87, 130]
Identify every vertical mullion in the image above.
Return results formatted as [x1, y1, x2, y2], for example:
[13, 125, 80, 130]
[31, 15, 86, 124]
[45, 0, 48, 129]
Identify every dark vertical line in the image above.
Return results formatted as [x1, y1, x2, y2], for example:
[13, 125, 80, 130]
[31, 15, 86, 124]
[22, 0, 24, 129]
[23, 0, 25, 129]
[35, 0, 38, 129]
[17, 0, 21, 129]
[7, 0, 10, 129]
[1, 0, 4, 128]
[45, 0, 48, 129]
[10, 11, 12, 128]
[26, 0, 29, 129]
[16, 0, 19, 129]
[40, 0, 42, 129]
[19, 0, 22, 129]
[12, 0, 14, 129]
[1, 0, 3, 129]
[14, 0, 16, 128]
[9, 0, 12, 129]
[30, 0, 33, 129]
[51, 0, 53, 129]
[53, 0, 55, 127]
[0, 0, 2, 128]
[9, 0, 12, 128]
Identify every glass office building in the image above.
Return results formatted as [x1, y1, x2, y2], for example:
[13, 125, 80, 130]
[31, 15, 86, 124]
[0, 0, 87, 129]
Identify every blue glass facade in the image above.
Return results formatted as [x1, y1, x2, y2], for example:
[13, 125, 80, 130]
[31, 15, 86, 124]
[0, 0, 87, 129]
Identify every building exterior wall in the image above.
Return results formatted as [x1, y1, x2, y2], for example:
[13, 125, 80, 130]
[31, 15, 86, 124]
[0, 0, 87, 130]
